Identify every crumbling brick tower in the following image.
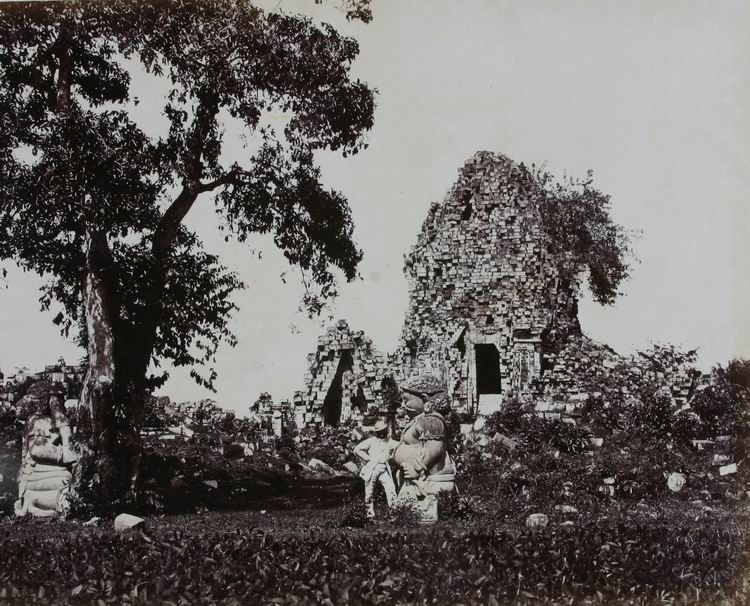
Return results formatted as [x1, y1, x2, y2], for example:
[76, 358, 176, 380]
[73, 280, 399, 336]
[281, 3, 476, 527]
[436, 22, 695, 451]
[294, 320, 390, 427]
[395, 151, 580, 415]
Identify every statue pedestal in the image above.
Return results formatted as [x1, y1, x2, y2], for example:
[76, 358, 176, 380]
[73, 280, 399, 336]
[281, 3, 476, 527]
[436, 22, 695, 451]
[396, 484, 439, 523]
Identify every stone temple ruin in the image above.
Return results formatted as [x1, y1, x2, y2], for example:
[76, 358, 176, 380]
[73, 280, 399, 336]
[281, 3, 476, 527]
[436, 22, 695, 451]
[294, 151, 620, 427]
[293, 322, 391, 427]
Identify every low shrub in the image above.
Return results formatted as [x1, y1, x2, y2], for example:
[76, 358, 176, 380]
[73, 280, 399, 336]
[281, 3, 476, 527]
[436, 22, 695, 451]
[295, 424, 362, 467]
[439, 492, 485, 522]
[386, 500, 423, 528]
[222, 442, 244, 459]
[340, 497, 369, 529]
[0, 517, 745, 604]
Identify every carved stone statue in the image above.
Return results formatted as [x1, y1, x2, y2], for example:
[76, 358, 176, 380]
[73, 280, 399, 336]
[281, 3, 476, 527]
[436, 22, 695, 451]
[15, 382, 78, 518]
[393, 374, 456, 521]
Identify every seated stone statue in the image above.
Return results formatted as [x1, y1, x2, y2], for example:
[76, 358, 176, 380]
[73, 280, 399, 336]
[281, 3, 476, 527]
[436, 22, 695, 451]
[392, 374, 456, 521]
[15, 382, 78, 518]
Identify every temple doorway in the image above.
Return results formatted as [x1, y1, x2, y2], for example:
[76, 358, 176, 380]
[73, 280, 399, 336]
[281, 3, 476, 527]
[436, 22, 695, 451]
[322, 351, 354, 426]
[475, 344, 502, 414]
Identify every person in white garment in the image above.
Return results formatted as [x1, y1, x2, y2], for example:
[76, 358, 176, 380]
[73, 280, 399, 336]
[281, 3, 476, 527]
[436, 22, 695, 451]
[353, 421, 399, 518]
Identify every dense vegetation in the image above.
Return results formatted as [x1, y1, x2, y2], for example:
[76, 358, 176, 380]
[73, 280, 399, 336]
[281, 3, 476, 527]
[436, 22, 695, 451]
[2, 354, 749, 603]
[0, 511, 747, 605]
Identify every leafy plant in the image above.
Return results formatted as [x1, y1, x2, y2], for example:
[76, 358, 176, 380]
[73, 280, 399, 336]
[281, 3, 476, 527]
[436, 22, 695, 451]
[386, 500, 423, 528]
[0, 515, 745, 604]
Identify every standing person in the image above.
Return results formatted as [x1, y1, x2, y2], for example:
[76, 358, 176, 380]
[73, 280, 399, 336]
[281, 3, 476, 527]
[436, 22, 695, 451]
[353, 421, 399, 519]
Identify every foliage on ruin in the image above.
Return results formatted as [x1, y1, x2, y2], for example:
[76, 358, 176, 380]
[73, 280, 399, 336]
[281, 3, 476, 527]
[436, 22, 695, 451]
[727, 358, 750, 390]
[528, 166, 634, 306]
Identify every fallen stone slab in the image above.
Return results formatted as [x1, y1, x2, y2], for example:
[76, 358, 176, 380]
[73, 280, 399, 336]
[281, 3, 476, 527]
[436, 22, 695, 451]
[712, 454, 730, 466]
[491, 432, 518, 450]
[526, 513, 549, 528]
[308, 458, 336, 475]
[343, 461, 360, 476]
[114, 513, 145, 532]
[554, 505, 578, 514]
[691, 440, 716, 451]
[667, 472, 686, 492]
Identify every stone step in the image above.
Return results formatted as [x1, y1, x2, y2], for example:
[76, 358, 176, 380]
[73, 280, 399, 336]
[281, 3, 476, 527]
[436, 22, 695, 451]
[478, 393, 503, 416]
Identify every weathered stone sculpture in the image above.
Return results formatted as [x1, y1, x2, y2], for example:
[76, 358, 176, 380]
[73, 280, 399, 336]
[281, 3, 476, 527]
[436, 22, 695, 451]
[15, 382, 78, 518]
[393, 374, 456, 521]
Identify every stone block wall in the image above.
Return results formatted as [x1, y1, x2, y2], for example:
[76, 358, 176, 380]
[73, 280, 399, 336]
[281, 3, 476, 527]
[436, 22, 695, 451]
[297, 151, 660, 427]
[295, 320, 392, 427]
[394, 151, 579, 414]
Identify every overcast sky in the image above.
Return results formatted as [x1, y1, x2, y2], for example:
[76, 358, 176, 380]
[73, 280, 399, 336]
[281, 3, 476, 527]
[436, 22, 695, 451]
[1, 0, 748, 413]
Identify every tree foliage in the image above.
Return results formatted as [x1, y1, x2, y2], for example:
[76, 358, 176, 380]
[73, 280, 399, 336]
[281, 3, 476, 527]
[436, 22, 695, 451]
[726, 358, 750, 390]
[528, 167, 634, 306]
[0, 0, 375, 389]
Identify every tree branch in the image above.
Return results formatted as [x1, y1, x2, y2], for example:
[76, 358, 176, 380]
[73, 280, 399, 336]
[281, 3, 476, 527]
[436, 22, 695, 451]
[152, 95, 221, 261]
[198, 167, 241, 193]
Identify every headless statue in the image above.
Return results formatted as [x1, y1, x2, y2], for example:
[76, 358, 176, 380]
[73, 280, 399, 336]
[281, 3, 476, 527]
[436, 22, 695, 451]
[15, 383, 78, 518]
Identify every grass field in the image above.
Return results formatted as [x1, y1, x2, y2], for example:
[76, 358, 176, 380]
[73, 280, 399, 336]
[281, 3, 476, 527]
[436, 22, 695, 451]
[1, 497, 748, 605]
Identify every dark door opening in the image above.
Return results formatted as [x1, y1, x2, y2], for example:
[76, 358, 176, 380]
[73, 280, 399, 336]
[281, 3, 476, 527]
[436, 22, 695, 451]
[475, 344, 502, 395]
[322, 351, 354, 426]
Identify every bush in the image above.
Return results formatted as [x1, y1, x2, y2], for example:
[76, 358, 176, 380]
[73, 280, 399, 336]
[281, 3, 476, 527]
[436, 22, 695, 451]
[386, 500, 423, 528]
[439, 492, 484, 522]
[340, 497, 369, 528]
[0, 517, 745, 604]
[630, 388, 674, 443]
[726, 358, 750, 390]
[296, 425, 362, 467]
[580, 394, 630, 433]
[692, 370, 750, 441]
[223, 442, 244, 459]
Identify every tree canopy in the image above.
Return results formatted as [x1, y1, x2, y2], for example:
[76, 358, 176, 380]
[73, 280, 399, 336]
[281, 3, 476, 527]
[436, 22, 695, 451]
[0, 0, 375, 389]
[529, 167, 634, 306]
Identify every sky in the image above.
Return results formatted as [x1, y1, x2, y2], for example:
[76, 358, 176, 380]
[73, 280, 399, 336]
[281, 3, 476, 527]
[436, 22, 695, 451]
[1, 0, 748, 414]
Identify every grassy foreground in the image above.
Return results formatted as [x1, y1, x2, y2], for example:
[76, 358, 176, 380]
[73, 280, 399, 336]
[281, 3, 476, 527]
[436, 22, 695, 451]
[1, 501, 748, 605]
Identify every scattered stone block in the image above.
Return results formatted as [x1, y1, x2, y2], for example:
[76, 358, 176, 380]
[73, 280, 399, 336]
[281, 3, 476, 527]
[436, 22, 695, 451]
[343, 461, 360, 476]
[555, 505, 578, 514]
[692, 440, 715, 451]
[203, 480, 219, 489]
[491, 432, 518, 450]
[308, 458, 336, 475]
[525, 513, 549, 528]
[667, 472, 686, 492]
[719, 463, 737, 476]
[712, 454, 730, 466]
[114, 513, 145, 532]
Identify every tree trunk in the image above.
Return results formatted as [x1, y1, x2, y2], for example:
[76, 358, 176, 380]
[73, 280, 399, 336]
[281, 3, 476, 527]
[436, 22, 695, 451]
[50, 22, 149, 514]
[71, 228, 144, 513]
[79, 228, 115, 434]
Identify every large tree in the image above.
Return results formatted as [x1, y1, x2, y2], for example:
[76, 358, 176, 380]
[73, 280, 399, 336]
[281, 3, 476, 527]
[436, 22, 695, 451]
[0, 0, 374, 509]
